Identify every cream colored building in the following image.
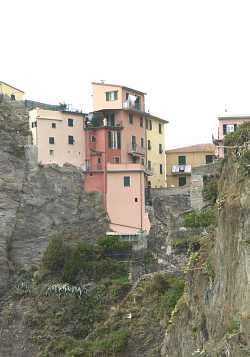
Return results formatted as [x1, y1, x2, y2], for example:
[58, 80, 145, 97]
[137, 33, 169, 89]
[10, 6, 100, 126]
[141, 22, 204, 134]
[29, 108, 86, 167]
[0, 81, 25, 101]
[165, 144, 215, 187]
[146, 115, 168, 188]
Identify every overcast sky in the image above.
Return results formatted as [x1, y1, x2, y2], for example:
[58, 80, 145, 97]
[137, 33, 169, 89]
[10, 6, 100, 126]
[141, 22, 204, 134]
[2, 0, 250, 149]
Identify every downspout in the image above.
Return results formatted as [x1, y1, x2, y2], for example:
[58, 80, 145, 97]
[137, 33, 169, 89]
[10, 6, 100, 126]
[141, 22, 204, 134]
[104, 129, 107, 209]
[140, 171, 143, 231]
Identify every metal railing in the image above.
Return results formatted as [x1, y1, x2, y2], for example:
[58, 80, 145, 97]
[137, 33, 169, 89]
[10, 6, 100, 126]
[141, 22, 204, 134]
[128, 143, 145, 156]
[172, 164, 192, 174]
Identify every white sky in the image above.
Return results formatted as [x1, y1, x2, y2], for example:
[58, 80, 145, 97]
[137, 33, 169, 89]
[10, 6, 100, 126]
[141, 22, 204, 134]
[2, 0, 250, 149]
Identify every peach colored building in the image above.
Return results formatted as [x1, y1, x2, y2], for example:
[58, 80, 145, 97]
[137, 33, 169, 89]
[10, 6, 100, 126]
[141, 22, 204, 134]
[29, 107, 86, 167]
[214, 114, 250, 158]
[106, 163, 150, 234]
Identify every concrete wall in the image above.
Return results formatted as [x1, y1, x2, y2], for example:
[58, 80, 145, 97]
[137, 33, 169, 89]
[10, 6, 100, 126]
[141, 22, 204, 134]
[146, 118, 166, 188]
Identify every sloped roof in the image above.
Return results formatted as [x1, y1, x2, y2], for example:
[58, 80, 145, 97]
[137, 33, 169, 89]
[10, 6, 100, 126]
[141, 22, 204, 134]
[0, 81, 24, 93]
[166, 143, 215, 154]
[92, 82, 146, 95]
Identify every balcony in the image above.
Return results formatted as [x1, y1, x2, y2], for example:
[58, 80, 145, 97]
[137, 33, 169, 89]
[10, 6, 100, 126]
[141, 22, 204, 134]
[86, 112, 123, 129]
[128, 143, 145, 156]
[123, 101, 142, 112]
[144, 167, 153, 176]
[172, 165, 192, 175]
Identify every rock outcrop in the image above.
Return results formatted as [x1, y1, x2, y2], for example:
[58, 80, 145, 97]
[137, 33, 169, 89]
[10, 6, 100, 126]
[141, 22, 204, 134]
[0, 99, 108, 294]
[161, 157, 250, 356]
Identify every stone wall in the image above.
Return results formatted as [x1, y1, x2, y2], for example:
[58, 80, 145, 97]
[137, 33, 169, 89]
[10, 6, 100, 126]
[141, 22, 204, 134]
[190, 163, 217, 210]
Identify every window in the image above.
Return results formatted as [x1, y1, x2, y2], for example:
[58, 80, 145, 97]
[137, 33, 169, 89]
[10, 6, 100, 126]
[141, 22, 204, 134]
[146, 119, 149, 129]
[108, 131, 121, 149]
[147, 140, 151, 150]
[140, 117, 143, 127]
[206, 155, 214, 164]
[179, 176, 187, 187]
[52, 123, 56, 128]
[49, 150, 54, 156]
[131, 136, 136, 150]
[49, 137, 55, 144]
[68, 135, 74, 145]
[141, 158, 144, 165]
[178, 156, 186, 165]
[159, 123, 162, 134]
[129, 113, 133, 124]
[149, 120, 152, 130]
[134, 197, 138, 202]
[105, 91, 118, 101]
[141, 138, 144, 148]
[124, 176, 130, 187]
[148, 160, 152, 170]
[107, 112, 115, 127]
[114, 157, 120, 163]
[98, 157, 101, 164]
[223, 124, 237, 135]
[10, 94, 16, 101]
[68, 118, 74, 127]
[160, 164, 163, 174]
[31, 121, 37, 128]
[159, 144, 163, 154]
[91, 135, 96, 142]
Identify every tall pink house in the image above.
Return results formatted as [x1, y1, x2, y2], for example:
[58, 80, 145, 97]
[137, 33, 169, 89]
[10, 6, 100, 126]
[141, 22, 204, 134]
[215, 113, 250, 158]
[83, 82, 152, 235]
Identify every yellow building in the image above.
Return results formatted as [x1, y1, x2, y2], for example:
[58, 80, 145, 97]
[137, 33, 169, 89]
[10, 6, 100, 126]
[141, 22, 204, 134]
[165, 144, 215, 187]
[146, 115, 168, 188]
[0, 81, 25, 101]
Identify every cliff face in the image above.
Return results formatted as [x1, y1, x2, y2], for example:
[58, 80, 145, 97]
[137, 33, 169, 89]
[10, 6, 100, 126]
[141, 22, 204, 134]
[0, 99, 108, 294]
[161, 159, 250, 356]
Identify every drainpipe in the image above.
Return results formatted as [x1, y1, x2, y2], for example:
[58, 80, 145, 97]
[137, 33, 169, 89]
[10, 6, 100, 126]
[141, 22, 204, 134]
[104, 129, 107, 209]
[140, 171, 143, 231]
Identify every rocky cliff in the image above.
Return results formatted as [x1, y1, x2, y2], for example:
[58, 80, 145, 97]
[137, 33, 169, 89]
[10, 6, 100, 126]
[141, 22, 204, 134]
[0, 99, 108, 294]
[161, 152, 250, 356]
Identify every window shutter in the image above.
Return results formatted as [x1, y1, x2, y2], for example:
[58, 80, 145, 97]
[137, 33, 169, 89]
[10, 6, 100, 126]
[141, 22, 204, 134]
[223, 124, 227, 135]
[117, 132, 121, 149]
[106, 92, 109, 101]
[234, 124, 237, 131]
[108, 131, 112, 148]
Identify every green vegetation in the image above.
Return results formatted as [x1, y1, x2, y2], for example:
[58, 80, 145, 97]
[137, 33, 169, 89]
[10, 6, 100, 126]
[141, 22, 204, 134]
[172, 235, 201, 253]
[202, 176, 218, 204]
[183, 209, 216, 229]
[66, 328, 129, 356]
[224, 122, 250, 147]
[42, 235, 131, 285]
[202, 258, 215, 282]
[227, 318, 240, 334]
[159, 277, 185, 318]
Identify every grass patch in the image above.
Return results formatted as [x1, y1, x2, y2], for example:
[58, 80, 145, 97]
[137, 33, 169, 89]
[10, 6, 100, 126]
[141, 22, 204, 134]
[183, 209, 216, 228]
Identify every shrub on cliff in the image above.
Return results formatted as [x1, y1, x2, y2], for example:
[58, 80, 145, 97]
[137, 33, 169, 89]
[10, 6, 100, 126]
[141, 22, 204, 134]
[224, 122, 250, 147]
[42, 235, 66, 273]
[183, 209, 216, 228]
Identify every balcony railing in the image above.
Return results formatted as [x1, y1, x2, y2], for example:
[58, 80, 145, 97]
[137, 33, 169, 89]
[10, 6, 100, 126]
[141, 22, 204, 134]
[172, 165, 192, 174]
[123, 101, 142, 112]
[128, 143, 145, 156]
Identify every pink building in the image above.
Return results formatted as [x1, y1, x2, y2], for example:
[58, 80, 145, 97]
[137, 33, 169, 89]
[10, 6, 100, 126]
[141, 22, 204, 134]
[215, 114, 250, 157]
[83, 83, 152, 235]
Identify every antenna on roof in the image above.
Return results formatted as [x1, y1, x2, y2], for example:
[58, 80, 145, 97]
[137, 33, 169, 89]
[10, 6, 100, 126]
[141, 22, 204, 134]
[100, 79, 106, 84]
